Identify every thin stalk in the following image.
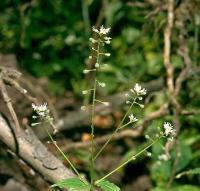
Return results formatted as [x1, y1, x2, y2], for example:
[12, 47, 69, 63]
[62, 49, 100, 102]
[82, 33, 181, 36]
[89, 40, 100, 191]
[95, 136, 162, 184]
[118, 121, 132, 130]
[94, 99, 136, 160]
[45, 125, 81, 178]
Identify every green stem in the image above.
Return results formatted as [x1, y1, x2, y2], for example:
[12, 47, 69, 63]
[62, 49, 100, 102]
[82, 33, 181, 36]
[94, 99, 136, 160]
[118, 121, 132, 130]
[90, 40, 100, 191]
[95, 136, 162, 184]
[45, 125, 80, 178]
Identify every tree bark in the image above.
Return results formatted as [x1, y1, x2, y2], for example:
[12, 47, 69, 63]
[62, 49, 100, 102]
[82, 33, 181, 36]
[0, 114, 75, 184]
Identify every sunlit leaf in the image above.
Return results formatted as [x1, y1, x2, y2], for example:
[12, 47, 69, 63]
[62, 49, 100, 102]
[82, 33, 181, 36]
[96, 180, 120, 191]
[51, 178, 89, 190]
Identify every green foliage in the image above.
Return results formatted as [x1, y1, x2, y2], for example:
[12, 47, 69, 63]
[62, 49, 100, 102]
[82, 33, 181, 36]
[151, 141, 192, 187]
[151, 160, 172, 186]
[51, 178, 90, 190]
[1, 0, 200, 190]
[96, 180, 121, 191]
[152, 185, 200, 191]
[174, 185, 200, 191]
[172, 144, 192, 172]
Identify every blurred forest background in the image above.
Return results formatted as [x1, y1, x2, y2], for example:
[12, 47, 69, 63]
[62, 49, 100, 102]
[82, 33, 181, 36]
[0, 0, 200, 191]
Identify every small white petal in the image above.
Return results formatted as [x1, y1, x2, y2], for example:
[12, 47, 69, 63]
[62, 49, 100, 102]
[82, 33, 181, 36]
[103, 102, 110, 106]
[163, 122, 176, 136]
[128, 114, 138, 123]
[98, 81, 106, 87]
[82, 90, 88, 95]
[99, 25, 110, 35]
[104, 53, 111, 57]
[92, 26, 99, 33]
[89, 38, 97, 43]
[95, 63, 99, 68]
[81, 106, 86, 111]
[83, 69, 90, 74]
[158, 154, 169, 161]
[133, 83, 147, 95]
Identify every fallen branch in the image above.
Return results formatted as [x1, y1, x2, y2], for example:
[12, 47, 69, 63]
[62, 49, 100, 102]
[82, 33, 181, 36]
[56, 78, 164, 131]
[0, 114, 75, 184]
[62, 104, 169, 151]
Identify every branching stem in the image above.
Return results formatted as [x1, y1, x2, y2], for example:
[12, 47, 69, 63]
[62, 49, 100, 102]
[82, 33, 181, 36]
[89, 39, 100, 191]
[94, 98, 137, 160]
[95, 135, 162, 184]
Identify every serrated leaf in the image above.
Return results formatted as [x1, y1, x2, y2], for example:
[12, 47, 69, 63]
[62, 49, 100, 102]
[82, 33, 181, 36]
[176, 168, 200, 179]
[96, 180, 120, 191]
[51, 178, 89, 190]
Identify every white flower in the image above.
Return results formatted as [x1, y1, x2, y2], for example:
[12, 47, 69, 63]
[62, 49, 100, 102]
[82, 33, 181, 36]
[138, 97, 143, 100]
[133, 83, 147, 95]
[81, 106, 86, 111]
[83, 69, 90, 74]
[105, 40, 111, 44]
[82, 90, 88, 95]
[146, 152, 152, 157]
[104, 36, 112, 44]
[32, 103, 48, 112]
[95, 62, 99, 68]
[128, 114, 138, 123]
[32, 103, 49, 117]
[139, 104, 144, 108]
[104, 53, 111, 57]
[99, 25, 110, 35]
[158, 154, 169, 161]
[103, 102, 110, 106]
[92, 26, 99, 33]
[98, 81, 106, 87]
[163, 122, 176, 136]
[89, 37, 97, 43]
[92, 25, 110, 35]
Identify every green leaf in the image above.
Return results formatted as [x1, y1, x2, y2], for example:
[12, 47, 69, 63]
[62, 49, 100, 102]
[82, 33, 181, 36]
[173, 185, 200, 191]
[51, 178, 89, 190]
[176, 168, 200, 179]
[96, 180, 120, 191]
[172, 143, 192, 172]
[151, 185, 200, 191]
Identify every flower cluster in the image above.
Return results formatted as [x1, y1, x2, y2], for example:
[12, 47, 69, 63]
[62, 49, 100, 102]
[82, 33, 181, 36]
[32, 103, 49, 117]
[163, 122, 176, 137]
[158, 153, 169, 161]
[81, 26, 111, 109]
[123, 83, 147, 127]
[132, 83, 147, 96]
[125, 83, 147, 108]
[89, 25, 112, 62]
[92, 25, 111, 36]
[128, 114, 138, 123]
[31, 103, 53, 126]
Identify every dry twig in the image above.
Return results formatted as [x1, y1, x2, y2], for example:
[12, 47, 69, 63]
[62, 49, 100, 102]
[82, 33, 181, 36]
[62, 104, 169, 151]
